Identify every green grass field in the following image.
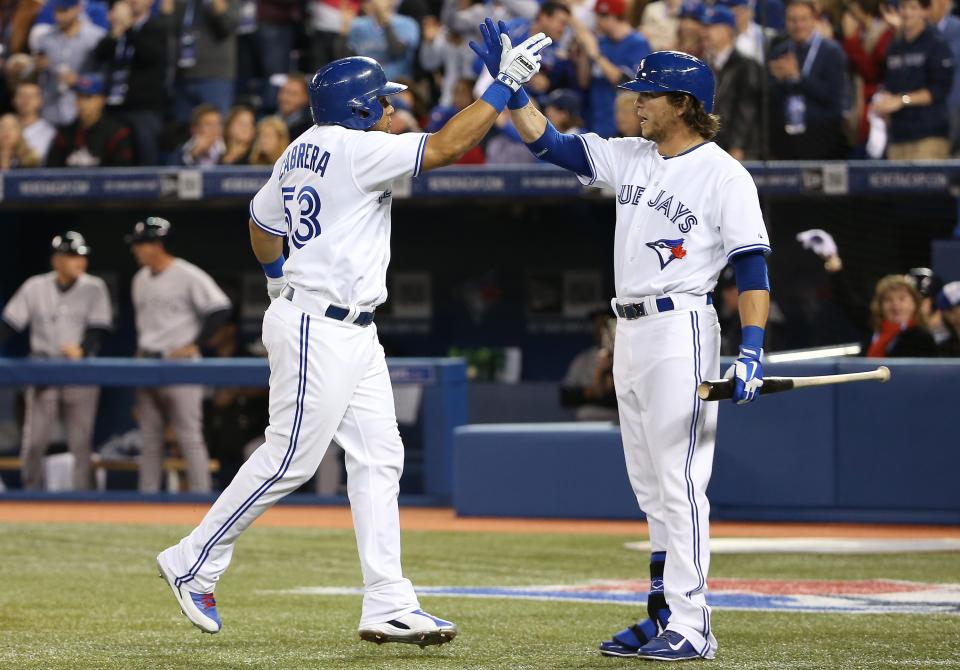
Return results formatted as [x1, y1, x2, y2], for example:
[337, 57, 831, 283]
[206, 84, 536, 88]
[2, 523, 959, 670]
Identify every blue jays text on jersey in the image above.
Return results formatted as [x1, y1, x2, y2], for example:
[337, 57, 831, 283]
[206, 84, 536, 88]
[617, 184, 699, 233]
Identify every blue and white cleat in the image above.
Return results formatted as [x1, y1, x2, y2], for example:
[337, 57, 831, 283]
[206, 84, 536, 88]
[359, 609, 458, 647]
[636, 631, 714, 661]
[599, 618, 660, 657]
[156, 552, 222, 634]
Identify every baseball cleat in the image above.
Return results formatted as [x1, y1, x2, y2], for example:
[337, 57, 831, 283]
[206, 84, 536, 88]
[358, 609, 458, 647]
[636, 630, 714, 662]
[599, 618, 660, 657]
[156, 552, 222, 634]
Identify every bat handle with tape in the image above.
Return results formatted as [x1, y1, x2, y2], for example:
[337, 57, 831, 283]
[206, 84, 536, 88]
[697, 377, 794, 401]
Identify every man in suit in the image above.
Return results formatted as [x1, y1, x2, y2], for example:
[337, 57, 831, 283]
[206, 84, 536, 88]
[768, 0, 849, 158]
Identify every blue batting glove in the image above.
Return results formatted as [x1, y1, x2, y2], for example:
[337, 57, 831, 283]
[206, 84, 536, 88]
[468, 18, 503, 78]
[732, 345, 763, 404]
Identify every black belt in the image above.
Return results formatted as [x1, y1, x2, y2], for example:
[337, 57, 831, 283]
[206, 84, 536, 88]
[615, 293, 712, 320]
[139, 350, 165, 359]
[281, 286, 375, 327]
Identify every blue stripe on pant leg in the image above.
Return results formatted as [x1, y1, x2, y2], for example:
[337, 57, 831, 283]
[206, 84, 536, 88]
[176, 313, 310, 587]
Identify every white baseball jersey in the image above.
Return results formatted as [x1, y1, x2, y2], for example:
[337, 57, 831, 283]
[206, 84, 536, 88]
[2, 272, 112, 356]
[132, 259, 231, 354]
[249, 125, 429, 308]
[576, 136, 770, 298]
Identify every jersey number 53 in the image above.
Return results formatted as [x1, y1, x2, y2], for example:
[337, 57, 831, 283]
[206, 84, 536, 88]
[282, 185, 322, 249]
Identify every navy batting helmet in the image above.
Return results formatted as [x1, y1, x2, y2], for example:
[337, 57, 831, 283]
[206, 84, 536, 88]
[126, 216, 172, 244]
[51, 231, 90, 256]
[619, 51, 716, 113]
[308, 57, 407, 130]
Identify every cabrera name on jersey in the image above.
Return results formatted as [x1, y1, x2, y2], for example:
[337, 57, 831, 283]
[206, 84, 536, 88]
[249, 125, 428, 308]
[576, 135, 770, 299]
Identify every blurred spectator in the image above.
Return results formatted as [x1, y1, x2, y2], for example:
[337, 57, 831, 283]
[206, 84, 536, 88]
[425, 78, 484, 162]
[2, 0, 44, 56]
[485, 112, 534, 163]
[426, 76, 473, 130]
[718, 0, 766, 63]
[13, 81, 55, 162]
[168, 102, 224, 166]
[906, 266, 950, 344]
[574, 0, 651, 138]
[249, 114, 289, 165]
[33, 0, 106, 127]
[614, 90, 642, 136]
[28, 0, 109, 50]
[935, 281, 960, 355]
[871, 0, 953, 159]
[276, 73, 312, 140]
[128, 217, 232, 493]
[768, 0, 849, 159]
[4, 51, 36, 100]
[703, 5, 764, 159]
[641, 0, 683, 51]
[489, 2, 573, 97]
[419, 14, 475, 108]
[307, 0, 357, 71]
[46, 74, 135, 166]
[559, 309, 618, 421]
[167, 0, 240, 122]
[92, 0, 171, 166]
[0, 112, 41, 168]
[932, 0, 960, 152]
[0, 232, 112, 491]
[797, 228, 938, 357]
[251, 0, 302, 112]
[543, 87, 584, 133]
[677, 1, 705, 57]
[840, 0, 894, 149]
[388, 107, 420, 133]
[220, 103, 255, 164]
[348, 0, 420, 81]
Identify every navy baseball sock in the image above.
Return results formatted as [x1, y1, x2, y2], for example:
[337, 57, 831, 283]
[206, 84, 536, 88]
[647, 551, 670, 629]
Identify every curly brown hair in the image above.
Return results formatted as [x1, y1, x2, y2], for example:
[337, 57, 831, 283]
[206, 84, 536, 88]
[666, 93, 721, 140]
[869, 274, 927, 330]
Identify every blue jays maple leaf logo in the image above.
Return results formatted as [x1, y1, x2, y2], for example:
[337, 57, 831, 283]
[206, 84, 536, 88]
[646, 238, 687, 270]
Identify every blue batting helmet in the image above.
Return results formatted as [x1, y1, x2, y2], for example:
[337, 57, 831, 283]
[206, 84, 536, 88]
[619, 51, 716, 113]
[308, 57, 407, 130]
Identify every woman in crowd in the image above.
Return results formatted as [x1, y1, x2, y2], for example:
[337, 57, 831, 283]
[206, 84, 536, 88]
[0, 113, 41, 170]
[249, 116, 289, 166]
[220, 105, 257, 166]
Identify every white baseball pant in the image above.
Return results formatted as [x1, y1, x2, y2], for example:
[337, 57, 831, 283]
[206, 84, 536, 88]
[613, 305, 720, 658]
[162, 296, 420, 626]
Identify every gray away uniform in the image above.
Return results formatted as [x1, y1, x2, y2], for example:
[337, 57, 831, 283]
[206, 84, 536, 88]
[2, 272, 112, 490]
[132, 259, 231, 493]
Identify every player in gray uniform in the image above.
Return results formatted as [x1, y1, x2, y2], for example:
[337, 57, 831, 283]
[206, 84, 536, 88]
[128, 218, 232, 493]
[1, 232, 112, 490]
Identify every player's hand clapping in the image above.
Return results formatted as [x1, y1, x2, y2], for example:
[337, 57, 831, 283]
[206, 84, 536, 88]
[469, 19, 552, 91]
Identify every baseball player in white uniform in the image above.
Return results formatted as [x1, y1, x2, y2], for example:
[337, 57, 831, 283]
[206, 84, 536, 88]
[475, 23, 771, 660]
[156, 35, 552, 645]
[128, 217, 232, 493]
[1, 232, 112, 490]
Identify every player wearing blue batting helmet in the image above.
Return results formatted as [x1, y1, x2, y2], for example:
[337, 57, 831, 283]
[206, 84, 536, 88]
[619, 50, 716, 113]
[308, 56, 407, 131]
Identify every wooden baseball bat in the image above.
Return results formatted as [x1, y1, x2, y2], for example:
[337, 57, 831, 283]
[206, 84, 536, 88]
[697, 366, 891, 401]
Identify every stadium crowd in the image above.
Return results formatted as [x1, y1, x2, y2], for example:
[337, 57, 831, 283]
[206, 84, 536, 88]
[0, 0, 957, 167]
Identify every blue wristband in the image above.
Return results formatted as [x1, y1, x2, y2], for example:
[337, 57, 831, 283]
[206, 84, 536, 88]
[508, 87, 530, 110]
[261, 254, 285, 278]
[740, 325, 764, 354]
[480, 81, 513, 113]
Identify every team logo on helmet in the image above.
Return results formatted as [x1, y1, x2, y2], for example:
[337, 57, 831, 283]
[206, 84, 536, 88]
[646, 238, 687, 270]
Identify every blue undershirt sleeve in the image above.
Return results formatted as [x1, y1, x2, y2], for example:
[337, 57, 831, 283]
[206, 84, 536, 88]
[732, 250, 770, 293]
[525, 121, 593, 179]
